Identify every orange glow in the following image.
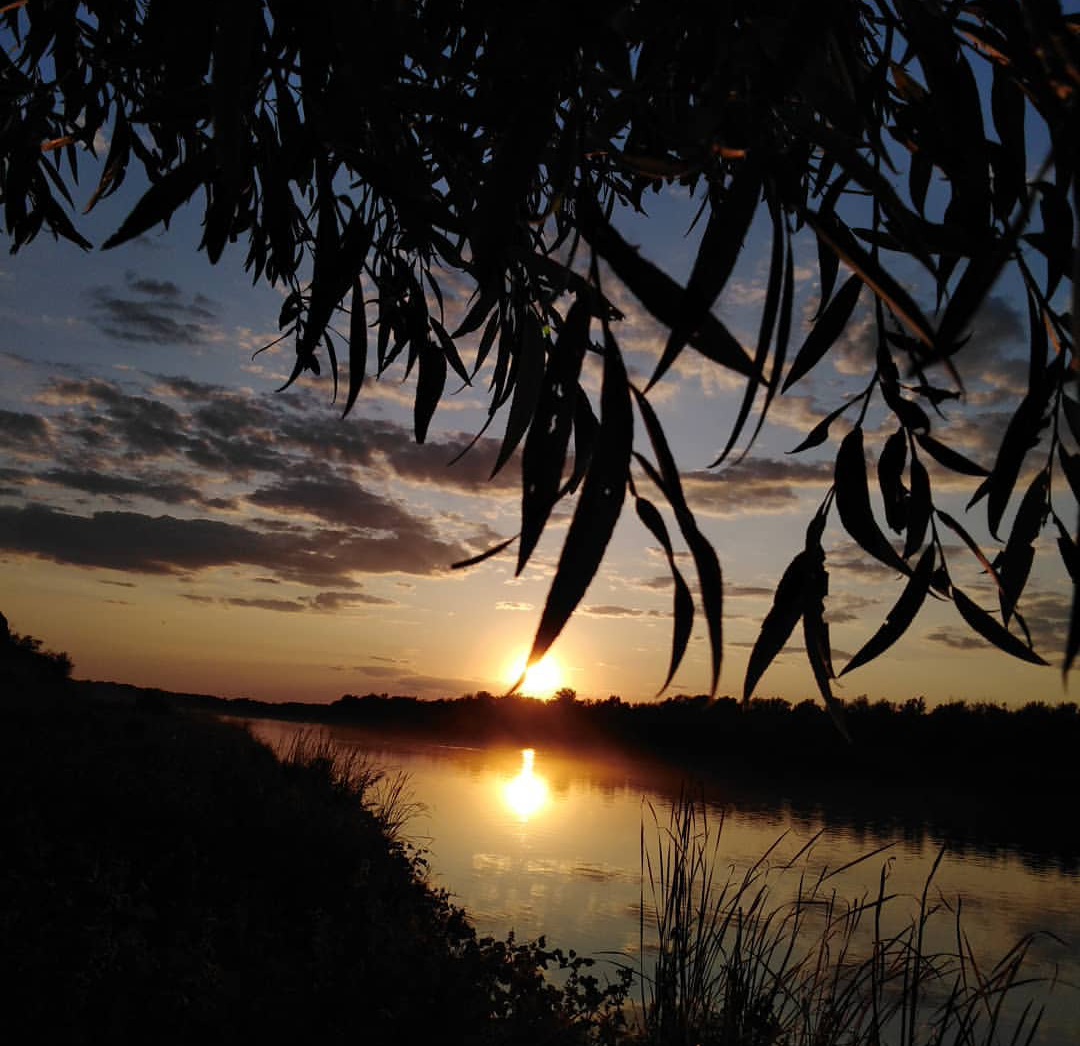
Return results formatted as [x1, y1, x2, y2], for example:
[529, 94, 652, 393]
[505, 650, 562, 699]
[501, 748, 549, 820]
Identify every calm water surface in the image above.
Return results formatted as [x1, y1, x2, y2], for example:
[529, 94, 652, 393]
[239, 717, 1079, 1044]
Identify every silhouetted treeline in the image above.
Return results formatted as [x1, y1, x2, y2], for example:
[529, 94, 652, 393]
[316, 688, 1077, 787]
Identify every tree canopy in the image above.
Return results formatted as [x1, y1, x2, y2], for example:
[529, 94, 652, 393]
[2, 0, 1079, 727]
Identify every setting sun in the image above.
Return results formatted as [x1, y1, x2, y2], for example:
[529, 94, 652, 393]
[505, 650, 563, 699]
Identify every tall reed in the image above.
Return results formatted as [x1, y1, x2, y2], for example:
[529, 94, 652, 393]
[275, 728, 423, 842]
[632, 792, 1060, 1046]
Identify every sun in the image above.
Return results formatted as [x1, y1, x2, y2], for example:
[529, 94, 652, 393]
[505, 650, 562, 699]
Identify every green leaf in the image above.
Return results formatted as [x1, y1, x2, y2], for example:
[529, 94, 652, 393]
[835, 428, 910, 575]
[782, 273, 863, 393]
[527, 327, 632, 668]
[635, 497, 694, 694]
[342, 279, 367, 419]
[841, 546, 935, 676]
[518, 299, 589, 572]
[952, 586, 1048, 667]
[914, 432, 989, 476]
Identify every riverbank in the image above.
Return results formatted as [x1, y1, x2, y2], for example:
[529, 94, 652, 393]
[2, 680, 629, 1045]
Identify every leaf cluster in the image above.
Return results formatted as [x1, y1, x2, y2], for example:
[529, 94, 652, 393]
[2, 1, 1079, 710]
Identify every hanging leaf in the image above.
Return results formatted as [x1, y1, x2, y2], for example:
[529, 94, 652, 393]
[743, 549, 811, 702]
[952, 586, 1048, 666]
[526, 327, 632, 668]
[576, 189, 756, 380]
[789, 394, 860, 455]
[1068, 514, 1080, 677]
[801, 534, 850, 742]
[841, 545, 935, 676]
[877, 428, 909, 534]
[985, 386, 1050, 538]
[102, 148, 214, 249]
[451, 288, 497, 339]
[635, 497, 694, 694]
[1058, 445, 1080, 504]
[414, 338, 446, 443]
[998, 469, 1048, 623]
[490, 314, 545, 478]
[1063, 395, 1080, 446]
[341, 279, 367, 419]
[563, 386, 598, 496]
[937, 509, 1005, 594]
[904, 456, 931, 559]
[430, 316, 472, 387]
[518, 298, 589, 572]
[834, 428, 910, 575]
[712, 190, 784, 466]
[651, 166, 762, 391]
[801, 208, 936, 350]
[633, 388, 725, 695]
[1055, 517, 1079, 582]
[452, 534, 518, 570]
[914, 432, 989, 476]
[782, 273, 863, 392]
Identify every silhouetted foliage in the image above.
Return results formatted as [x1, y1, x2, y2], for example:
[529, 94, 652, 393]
[3, 693, 632, 1044]
[2, 2, 1079, 702]
[0, 610, 73, 686]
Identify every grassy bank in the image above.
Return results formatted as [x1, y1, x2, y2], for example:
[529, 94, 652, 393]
[2, 679, 629, 1044]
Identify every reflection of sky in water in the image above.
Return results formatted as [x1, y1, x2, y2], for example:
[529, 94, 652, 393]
[242, 719, 1080, 1045]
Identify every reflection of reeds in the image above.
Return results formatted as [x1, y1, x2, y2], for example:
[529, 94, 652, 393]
[275, 728, 423, 842]
[631, 792, 1057, 1046]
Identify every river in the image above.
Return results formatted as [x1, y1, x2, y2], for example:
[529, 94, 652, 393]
[237, 716, 1079, 1044]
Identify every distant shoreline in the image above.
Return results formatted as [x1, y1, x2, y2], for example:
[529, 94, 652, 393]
[73, 677, 1080, 873]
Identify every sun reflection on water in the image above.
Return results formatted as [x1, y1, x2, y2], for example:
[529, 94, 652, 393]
[502, 748, 550, 820]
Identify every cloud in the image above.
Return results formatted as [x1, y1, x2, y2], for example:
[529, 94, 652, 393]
[40, 467, 204, 506]
[728, 584, 774, 598]
[0, 504, 467, 584]
[582, 604, 665, 618]
[681, 458, 832, 516]
[0, 409, 50, 451]
[496, 601, 534, 611]
[925, 629, 987, 651]
[86, 273, 220, 345]
[248, 471, 428, 533]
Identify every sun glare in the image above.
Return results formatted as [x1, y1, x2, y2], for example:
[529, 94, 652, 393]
[505, 650, 562, 699]
[502, 748, 549, 820]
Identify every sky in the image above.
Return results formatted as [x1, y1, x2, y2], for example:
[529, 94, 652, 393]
[0, 51, 1075, 708]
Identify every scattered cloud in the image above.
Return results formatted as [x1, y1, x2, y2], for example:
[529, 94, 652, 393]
[86, 272, 220, 345]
